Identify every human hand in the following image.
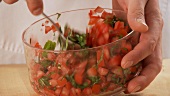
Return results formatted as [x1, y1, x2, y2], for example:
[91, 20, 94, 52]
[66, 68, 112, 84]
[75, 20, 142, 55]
[112, 0, 163, 93]
[3, 0, 43, 15]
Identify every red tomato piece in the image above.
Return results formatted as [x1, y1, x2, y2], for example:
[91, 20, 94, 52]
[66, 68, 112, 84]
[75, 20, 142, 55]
[114, 21, 124, 30]
[87, 67, 97, 77]
[111, 66, 124, 78]
[44, 87, 55, 96]
[107, 55, 122, 68]
[88, 16, 101, 25]
[55, 88, 62, 96]
[121, 41, 132, 54]
[47, 52, 56, 61]
[98, 67, 109, 76]
[101, 11, 113, 19]
[75, 88, 82, 96]
[36, 70, 45, 79]
[65, 82, 72, 90]
[45, 26, 52, 34]
[103, 47, 110, 60]
[92, 84, 101, 94]
[49, 79, 58, 87]
[50, 73, 60, 80]
[70, 88, 77, 96]
[82, 87, 92, 95]
[57, 78, 67, 88]
[94, 6, 104, 13]
[51, 23, 60, 32]
[60, 87, 70, 96]
[34, 42, 42, 48]
[74, 72, 84, 85]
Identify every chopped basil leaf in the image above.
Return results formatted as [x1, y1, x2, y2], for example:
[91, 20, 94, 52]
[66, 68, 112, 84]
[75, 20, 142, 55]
[42, 51, 48, 58]
[43, 40, 56, 50]
[88, 76, 100, 85]
[38, 76, 50, 87]
[56, 13, 61, 20]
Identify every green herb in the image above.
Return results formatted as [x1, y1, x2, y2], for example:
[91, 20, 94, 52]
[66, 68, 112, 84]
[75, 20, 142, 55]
[88, 76, 100, 85]
[96, 50, 104, 68]
[43, 40, 56, 50]
[38, 76, 50, 87]
[56, 13, 61, 20]
[75, 34, 86, 48]
[42, 51, 48, 58]
[40, 60, 53, 68]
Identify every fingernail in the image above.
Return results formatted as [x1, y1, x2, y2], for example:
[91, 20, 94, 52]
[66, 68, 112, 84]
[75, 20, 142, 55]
[122, 61, 133, 69]
[33, 8, 43, 15]
[136, 18, 148, 27]
[131, 86, 141, 93]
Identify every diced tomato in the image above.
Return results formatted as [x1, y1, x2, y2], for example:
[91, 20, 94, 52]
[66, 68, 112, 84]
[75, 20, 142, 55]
[34, 42, 42, 48]
[87, 67, 97, 76]
[61, 64, 70, 75]
[60, 87, 70, 96]
[75, 88, 82, 96]
[82, 87, 92, 95]
[44, 87, 55, 96]
[47, 52, 56, 61]
[98, 67, 109, 76]
[66, 82, 72, 90]
[45, 26, 52, 34]
[45, 20, 49, 24]
[49, 79, 58, 87]
[110, 36, 119, 42]
[103, 47, 110, 60]
[107, 73, 113, 82]
[51, 23, 60, 32]
[107, 55, 122, 68]
[94, 6, 104, 13]
[121, 41, 132, 54]
[99, 75, 106, 82]
[74, 72, 84, 85]
[51, 73, 60, 80]
[70, 88, 77, 96]
[36, 70, 45, 79]
[111, 66, 124, 77]
[55, 88, 62, 96]
[114, 21, 124, 30]
[101, 11, 113, 19]
[76, 60, 88, 74]
[89, 10, 95, 16]
[88, 16, 101, 25]
[56, 78, 67, 88]
[106, 83, 118, 91]
[92, 84, 101, 94]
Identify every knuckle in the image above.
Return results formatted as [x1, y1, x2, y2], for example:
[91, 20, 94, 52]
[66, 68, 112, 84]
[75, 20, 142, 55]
[130, 8, 144, 18]
[148, 39, 157, 53]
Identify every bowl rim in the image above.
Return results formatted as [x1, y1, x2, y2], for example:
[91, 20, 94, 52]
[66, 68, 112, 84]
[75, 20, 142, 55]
[22, 8, 135, 53]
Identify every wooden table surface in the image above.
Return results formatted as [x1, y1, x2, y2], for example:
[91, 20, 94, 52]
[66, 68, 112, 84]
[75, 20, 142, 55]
[0, 59, 170, 96]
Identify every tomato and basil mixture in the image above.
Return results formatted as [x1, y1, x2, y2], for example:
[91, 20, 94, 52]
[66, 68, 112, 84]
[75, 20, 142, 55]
[30, 6, 141, 96]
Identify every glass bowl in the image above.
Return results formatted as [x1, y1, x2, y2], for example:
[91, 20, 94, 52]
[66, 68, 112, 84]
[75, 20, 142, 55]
[22, 8, 141, 96]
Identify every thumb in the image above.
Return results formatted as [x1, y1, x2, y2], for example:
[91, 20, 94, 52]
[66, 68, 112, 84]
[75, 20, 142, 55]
[127, 0, 148, 32]
[26, 0, 43, 15]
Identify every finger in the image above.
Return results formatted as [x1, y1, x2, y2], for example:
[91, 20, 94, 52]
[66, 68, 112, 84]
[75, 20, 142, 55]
[127, 37, 162, 93]
[26, 0, 43, 15]
[112, 0, 124, 11]
[3, 0, 18, 4]
[127, 0, 148, 32]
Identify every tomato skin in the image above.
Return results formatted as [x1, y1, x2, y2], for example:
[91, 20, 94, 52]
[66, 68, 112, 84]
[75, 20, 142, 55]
[47, 52, 56, 61]
[75, 88, 82, 96]
[121, 41, 132, 54]
[98, 67, 109, 76]
[88, 16, 101, 25]
[92, 84, 101, 94]
[44, 87, 55, 96]
[51, 23, 60, 32]
[101, 11, 113, 19]
[87, 67, 97, 77]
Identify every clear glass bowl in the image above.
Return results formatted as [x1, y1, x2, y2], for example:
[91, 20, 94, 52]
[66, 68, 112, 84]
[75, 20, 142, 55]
[22, 8, 141, 96]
